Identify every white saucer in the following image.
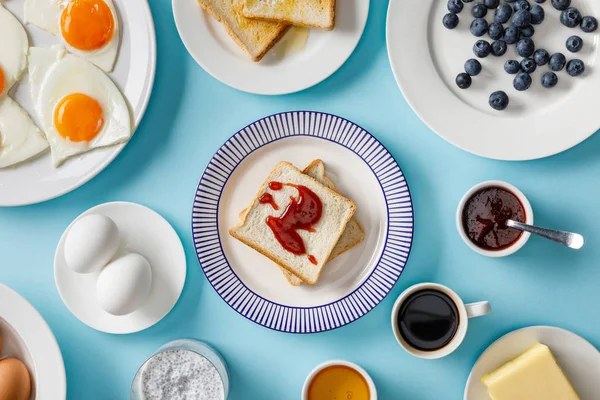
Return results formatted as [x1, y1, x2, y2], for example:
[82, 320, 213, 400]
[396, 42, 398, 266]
[387, 0, 600, 160]
[0, 284, 66, 400]
[172, 0, 369, 95]
[465, 326, 600, 400]
[54, 202, 186, 334]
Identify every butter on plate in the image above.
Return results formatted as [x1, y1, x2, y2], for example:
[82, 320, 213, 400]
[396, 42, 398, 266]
[482, 343, 580, 400]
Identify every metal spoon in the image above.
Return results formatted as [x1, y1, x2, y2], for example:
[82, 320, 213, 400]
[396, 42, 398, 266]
[506, 220, 584, 250]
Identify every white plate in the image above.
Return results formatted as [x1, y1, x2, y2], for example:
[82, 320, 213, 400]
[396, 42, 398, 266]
[173, 0, 369, 95]
[54, 202, 186, 334]
[387, 0, 600, 160]
[0, 283, 66, 400]
[465, 326, 600, 400]
[193, 111, 414, 333]
[0, 0, 156, 206]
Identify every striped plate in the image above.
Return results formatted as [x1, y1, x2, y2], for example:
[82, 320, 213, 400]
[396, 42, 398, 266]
[192, 111, 414, 333]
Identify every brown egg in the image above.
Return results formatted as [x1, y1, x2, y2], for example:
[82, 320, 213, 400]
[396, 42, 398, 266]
[0, 335, 3, 353]
[0, 358, 31, 400]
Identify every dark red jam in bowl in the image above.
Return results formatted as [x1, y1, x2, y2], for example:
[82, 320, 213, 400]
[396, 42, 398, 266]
[462, 186, 526, 251]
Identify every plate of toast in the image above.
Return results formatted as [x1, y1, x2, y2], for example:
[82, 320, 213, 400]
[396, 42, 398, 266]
[172, 0, 369, 95]
[192, 111, 414, 333]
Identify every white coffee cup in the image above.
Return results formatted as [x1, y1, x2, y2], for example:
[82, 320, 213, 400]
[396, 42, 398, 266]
[302, 360, 377, 400]
[391, 283, 491, 359]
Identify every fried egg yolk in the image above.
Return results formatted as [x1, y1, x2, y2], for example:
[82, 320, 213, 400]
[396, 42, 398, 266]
[0, 66, 5, 96]
[60, 0, 114, 51]
[54, 93, 104, 142]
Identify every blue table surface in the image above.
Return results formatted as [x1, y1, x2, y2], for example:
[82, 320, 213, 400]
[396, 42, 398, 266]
[2, 1, 600, 399]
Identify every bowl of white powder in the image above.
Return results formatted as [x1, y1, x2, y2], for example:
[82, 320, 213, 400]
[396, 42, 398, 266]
[130, 339, 229, 400]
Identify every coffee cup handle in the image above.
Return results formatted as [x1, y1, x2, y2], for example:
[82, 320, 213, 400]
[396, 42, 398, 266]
[465, 301, 492, 318]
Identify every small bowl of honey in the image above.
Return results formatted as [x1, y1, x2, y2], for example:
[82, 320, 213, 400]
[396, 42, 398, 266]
[302, 360, 377, 400]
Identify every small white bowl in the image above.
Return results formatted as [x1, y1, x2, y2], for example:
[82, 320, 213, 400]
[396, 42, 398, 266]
[456, 180, 534, 258]
[302, 360, 377, 400]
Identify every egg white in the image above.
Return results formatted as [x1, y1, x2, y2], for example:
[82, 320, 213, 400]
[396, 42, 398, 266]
[0, 96, 49, 168]
[0, 4, 29, 93]
[24, 0, 121, 72]
[28, 46, 131, 167]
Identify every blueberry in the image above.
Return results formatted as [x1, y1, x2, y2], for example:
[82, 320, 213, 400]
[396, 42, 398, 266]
[504, 26, 521, 44]
[465, 58, 482, 76]
[541, 72, 558, 88]
[549, 53, 567, 71]
[491, 40, 508, 56]
[505, 60, 521, 74]
[471, 18, 489, 36]
[566, 35, 583, 53]
[520, 24, 535, 37]
[520, 58, 537, 73]
[484, 0, 499, 8]
[516, 38, 535, 57]
[535, 0, 546, 3]
[530, 5, 545, 24]
[472, 3, 488, 17]
[456, 72, 473, 88]
[514, 72, 532, 91]
[533, 49, 549, 65]
[495, 4, 513, 23]
[473, 39, 492, 57]
[488, 22, 504, 40]
[513, 10, 532, 28]
[581, 16, 598, 33]
[560, 7, 582, 28]
[463, 0, 474, 2]
[443, 13, 460, 29]
[551, 0, 570, 10]
[489, 91, 509, 111]
[566, 59, 585, 76]
[515, 0, 531, 11]
[506, 0, 517, 2]
[448, 0, 464, 13]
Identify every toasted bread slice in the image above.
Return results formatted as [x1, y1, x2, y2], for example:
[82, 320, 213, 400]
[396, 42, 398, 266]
[197, 0, 289, 61]
[230, 161, 355, 285]
[243, 0, 335, 30]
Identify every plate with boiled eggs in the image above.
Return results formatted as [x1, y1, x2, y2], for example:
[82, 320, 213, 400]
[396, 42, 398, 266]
[0, 0, 156, 206]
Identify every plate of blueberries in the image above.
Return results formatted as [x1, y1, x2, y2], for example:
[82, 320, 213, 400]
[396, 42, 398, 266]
[387, 0, 600, 160]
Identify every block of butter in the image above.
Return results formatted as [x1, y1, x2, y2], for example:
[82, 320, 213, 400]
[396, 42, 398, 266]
[482, 343, 580, 400]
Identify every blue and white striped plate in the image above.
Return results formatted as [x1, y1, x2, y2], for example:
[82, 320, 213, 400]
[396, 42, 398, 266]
[192, 111, 414, 333]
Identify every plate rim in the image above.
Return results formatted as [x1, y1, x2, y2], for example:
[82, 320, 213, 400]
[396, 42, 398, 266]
[192, 110, 415, 333]
[53, 201, 187, 335]
[172, 0, 369, 95]
[463, 325, 600, 400]
[3, 0, 157, 207]
[0, 283, 67, 399]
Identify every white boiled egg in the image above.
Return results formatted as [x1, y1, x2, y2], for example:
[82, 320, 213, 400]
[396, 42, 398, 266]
[0, 4, 29, 96]
[28, 46, 131, 167]
[64, 214, 120, 274]
[0, 96, 49, 168]
[96, 253, 152, 316]
[24, 0, 120, 72]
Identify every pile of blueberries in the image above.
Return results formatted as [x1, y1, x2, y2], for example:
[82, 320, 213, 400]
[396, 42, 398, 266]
[443, 0, 597, 111]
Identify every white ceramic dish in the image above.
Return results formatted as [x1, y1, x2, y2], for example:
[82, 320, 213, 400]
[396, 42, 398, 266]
[0, 283, 66, 400]
[302, 360, 377, 400]
[0, 0, 156, 206]
[387, 0, 600, 160]
[193, 111, 414, 333]
[54, 202, 186, 334]
[457, 180, 533, 257]
[465, 325, 600, 400]
[172, 0, 369, 95]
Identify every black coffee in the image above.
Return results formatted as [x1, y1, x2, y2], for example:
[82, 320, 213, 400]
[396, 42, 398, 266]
[397, 289, 459, 351]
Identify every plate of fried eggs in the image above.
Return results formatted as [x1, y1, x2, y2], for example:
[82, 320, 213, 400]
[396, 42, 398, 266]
[0, 0, 156, 206]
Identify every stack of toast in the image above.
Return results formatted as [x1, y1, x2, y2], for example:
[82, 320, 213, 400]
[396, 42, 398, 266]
[197, 0, 337, 61]
[229, 160, 364, 286]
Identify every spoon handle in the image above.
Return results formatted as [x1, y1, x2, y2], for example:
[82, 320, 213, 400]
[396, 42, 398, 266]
[506, 220, 584, 250]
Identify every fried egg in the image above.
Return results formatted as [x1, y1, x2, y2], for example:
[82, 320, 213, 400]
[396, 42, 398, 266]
[24, 0, 120, 72]
[28, 46, 131, 167]
[0, 96, 49, 168]
[0, 4, 29, 96]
